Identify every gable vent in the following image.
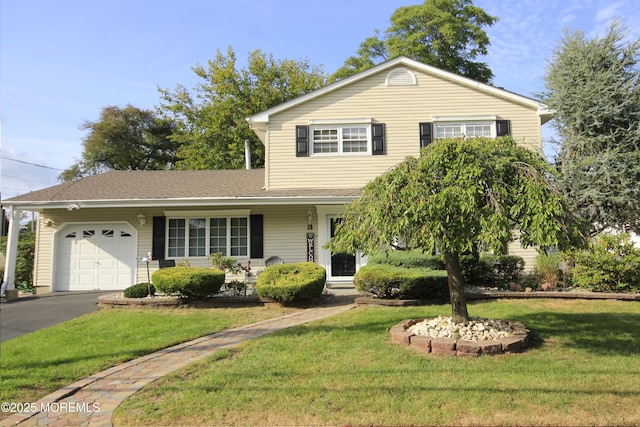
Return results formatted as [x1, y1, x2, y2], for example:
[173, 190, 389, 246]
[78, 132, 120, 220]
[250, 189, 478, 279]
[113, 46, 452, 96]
[385, 68, 417, 86]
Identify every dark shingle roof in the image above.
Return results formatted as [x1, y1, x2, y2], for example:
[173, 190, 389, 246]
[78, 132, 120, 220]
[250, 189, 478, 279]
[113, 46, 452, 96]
[3, 169, 361, 204]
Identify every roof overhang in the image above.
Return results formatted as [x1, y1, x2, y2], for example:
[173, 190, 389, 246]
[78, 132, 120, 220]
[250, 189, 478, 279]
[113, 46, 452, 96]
[2, 195, 361, 211]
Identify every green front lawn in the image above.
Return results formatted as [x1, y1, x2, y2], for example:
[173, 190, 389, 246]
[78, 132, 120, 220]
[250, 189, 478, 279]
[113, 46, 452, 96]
[0, 304, 300, 415]
[113, 299, 640, 426]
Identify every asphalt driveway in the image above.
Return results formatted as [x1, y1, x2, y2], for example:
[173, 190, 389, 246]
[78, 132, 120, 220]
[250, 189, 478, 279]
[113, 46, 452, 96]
[0, 291, 112, 342]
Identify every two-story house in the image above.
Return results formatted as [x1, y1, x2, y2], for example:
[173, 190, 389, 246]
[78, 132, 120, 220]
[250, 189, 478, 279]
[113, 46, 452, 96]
[1, 57, 552, 295]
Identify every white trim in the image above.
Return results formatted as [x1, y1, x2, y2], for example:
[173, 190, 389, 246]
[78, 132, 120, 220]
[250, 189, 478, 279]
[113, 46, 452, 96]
[433, 121, 495, 139]
[385, 67, 417, 86]
[164, 209, 251, 217]
[3, 196, 360, 210]
[165, 213, 250, 259]
[315, 205, 366, 284]
[246, 56, 550, 125]
[310, 124, 371, 156]
[309, 118, 372, 125]
[432, 114, 497, 122]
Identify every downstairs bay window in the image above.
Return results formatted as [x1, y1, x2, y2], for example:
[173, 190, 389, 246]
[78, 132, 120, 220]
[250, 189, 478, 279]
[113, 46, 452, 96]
[167, 215, 249, 258]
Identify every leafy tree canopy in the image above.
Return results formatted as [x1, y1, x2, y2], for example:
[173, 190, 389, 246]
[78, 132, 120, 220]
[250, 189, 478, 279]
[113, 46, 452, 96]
[330, 0, 497, 83]
[158, 47, 327, 170]
[328, 137, 587, 322]
[541, 20, 640, 234]
[59, 105, 179, 181]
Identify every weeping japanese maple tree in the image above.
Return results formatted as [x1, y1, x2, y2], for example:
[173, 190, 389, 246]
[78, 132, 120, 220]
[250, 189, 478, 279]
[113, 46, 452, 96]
[327, 136, 587, 323]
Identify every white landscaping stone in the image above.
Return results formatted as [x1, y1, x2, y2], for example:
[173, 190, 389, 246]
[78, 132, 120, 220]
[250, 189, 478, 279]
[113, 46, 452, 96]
[407, 315, 513, 342]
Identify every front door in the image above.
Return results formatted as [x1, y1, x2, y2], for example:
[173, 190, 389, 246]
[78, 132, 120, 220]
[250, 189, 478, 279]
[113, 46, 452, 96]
[329, 218, 356, 278]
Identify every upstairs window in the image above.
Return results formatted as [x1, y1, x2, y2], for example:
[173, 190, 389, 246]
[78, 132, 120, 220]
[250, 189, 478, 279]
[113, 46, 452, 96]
[297, 120, 385, 156]
[434, 122, 493, 139]
[311, 125, 370, 154]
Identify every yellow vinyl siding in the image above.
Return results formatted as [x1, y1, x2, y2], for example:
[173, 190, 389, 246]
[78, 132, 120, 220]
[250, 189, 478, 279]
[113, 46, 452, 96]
[36, 208, 156, 288]
[34, 206, 320, 290]
[508, 231, 538, 272]
[266, 66, 543, 190]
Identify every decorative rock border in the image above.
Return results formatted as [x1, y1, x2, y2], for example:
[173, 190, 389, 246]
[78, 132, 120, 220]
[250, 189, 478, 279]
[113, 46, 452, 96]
[98, 293, 264, 308]
[390, 318, 530, 357]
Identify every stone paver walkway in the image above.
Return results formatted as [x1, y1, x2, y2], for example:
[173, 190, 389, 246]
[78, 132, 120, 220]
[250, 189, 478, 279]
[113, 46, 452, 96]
[1, 298, 356, 427]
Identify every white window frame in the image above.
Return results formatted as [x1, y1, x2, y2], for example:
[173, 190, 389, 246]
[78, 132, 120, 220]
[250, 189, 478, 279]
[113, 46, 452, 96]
[434, 122, 495, 139]
[432, 115, 497, 140]
[308, 118, 373, 156]
[166, 211, 250, 259]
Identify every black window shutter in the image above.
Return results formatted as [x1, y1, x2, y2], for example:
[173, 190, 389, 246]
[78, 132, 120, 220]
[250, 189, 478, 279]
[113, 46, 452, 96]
[419, 122, 433, 149]
[296, 125, 309, 157]
[250, 214, 264, 258]
[371, 123, 385, 155]
[496, 119, 510, 136]
[152, 216, 166, 260]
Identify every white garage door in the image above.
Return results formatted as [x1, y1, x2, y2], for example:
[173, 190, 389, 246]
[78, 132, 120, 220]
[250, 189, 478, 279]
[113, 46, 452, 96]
[56, 223, 137, 291]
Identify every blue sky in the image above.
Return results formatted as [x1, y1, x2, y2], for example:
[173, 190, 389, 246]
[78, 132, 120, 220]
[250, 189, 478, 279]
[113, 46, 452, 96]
[1, 0, 639, 199]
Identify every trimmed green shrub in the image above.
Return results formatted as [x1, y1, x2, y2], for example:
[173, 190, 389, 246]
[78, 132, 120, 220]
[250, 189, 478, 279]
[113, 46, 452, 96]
[354, 264, 449, 301]
[123, 282, 156, 298]
[256, 262, 325, 303]
[152, 267, 225, 298]
[461, 255, 525, 288]
[368, 250, 444, 269]
[460, 253, 493, 286]
[488, 255, 525, 287]
[570, 233, 640, 293]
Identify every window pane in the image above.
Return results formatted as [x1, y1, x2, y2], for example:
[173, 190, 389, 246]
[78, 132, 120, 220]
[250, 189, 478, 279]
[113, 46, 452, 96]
[168, 219, 185, 257]
[230, 217, 248, 256]
[465, 124, 491, 137]
[435, 124, 462, 139]
[313, 129, 338, 153]
[209, 218, 227, 255]
[342, 127, 368, 152]
[189, 218, 206, 257]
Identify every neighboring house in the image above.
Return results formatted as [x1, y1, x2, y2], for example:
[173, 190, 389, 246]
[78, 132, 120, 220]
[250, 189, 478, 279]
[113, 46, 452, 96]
[1, 57, 552, 294]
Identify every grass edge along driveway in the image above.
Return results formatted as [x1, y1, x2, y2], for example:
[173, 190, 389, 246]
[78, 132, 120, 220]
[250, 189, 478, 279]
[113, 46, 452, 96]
[0, 304, 301, 420]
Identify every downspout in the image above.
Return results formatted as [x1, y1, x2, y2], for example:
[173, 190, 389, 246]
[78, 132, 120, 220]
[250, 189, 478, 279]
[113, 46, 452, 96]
[1, 207, 22, 299]
[245, 140, 251, 170]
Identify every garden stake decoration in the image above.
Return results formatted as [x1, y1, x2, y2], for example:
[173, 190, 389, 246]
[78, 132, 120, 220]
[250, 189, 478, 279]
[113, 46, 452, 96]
[140, 252, 152, 297]
[237, 261, 251, 296]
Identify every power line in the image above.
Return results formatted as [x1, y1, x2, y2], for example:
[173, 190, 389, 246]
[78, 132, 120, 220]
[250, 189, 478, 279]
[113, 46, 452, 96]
[0, 155, 63, 170]
[1, 174, 57, 186]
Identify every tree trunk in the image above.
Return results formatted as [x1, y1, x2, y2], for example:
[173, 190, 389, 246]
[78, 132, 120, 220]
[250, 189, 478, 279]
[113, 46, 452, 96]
[443, 251, 469, 324]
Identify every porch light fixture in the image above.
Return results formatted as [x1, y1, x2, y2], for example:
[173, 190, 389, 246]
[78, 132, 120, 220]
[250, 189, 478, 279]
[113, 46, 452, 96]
[137, 213, 146, 226]
[306, 209, 313, 225]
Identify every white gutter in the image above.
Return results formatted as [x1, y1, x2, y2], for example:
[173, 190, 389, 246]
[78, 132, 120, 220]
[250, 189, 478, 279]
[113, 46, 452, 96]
[1, 195, 361, 211]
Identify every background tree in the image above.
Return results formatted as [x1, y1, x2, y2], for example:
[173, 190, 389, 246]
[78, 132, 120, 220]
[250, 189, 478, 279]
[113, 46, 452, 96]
[328, 137, 586, 323]
[159, 47, 327, 170]
[60, 105, 179, 181]
[330, 0, 497, 83]
[541, 21, 640, 234]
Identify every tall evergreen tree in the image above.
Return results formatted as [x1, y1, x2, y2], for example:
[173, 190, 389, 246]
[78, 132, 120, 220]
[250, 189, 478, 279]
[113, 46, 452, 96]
[541, 21, 640, 234]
